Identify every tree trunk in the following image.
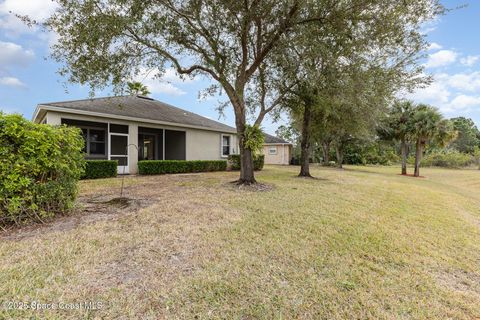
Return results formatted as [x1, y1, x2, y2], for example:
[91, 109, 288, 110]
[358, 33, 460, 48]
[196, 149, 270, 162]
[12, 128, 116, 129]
[239, 142, 255, 184]
[322, 141, 330, 165]
[414, 140, 423, 177]
[335, 144, 344, 169]
[235, 113, 256, 184]
[400, 139, 407, 175]
[299, 103, 312, 177]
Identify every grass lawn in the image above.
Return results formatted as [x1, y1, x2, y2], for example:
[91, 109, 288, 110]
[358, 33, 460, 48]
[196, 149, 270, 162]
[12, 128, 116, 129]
[1, 165, 479, 319]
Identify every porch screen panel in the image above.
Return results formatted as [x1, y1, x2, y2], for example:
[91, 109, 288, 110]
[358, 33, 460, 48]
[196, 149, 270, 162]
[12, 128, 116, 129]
[165, 130, 186, 160]
[111, 135, 128, 155]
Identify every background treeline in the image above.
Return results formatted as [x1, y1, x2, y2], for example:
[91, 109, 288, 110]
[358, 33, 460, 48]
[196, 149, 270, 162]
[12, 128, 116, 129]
[278, 109, 480, 170]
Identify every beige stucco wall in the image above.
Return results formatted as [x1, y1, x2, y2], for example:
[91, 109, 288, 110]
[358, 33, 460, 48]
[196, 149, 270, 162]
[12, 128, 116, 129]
[186, 128, 238, 161]
[262, 144, 292, 165]
[44, 111, 238, 174]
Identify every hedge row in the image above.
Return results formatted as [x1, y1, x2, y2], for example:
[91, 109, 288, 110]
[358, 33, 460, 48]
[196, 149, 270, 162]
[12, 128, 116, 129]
[1, 113, 85, 226]
[138, 160, 227, 175]
[81, 160, 118, 179]
[228, 154, 265, 171]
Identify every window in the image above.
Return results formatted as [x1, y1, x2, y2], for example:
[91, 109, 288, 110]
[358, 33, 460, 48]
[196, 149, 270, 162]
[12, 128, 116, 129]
[80, 128, 106, 156]
[88, 129, 106, 154]
[221, 135, 231, 157]
[268, 146, 277, 155]
[110, 124, 129, 134]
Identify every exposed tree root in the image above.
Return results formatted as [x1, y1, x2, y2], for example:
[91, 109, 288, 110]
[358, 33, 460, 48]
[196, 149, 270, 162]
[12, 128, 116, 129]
[228, 180, 273, 192]
[298, 173, 314, 178]
[297, 174, 324, 180]
[230, 179, 257, 186]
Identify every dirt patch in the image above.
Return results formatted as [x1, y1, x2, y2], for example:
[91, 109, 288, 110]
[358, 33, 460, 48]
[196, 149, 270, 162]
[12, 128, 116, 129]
[0, 194, 154, 241]
[0, 172, 237, 242]
[0, 174, 196, 240]
[435, 269, 480, 296]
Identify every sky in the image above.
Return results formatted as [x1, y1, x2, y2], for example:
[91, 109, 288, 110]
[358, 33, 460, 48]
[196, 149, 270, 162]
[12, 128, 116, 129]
[1, 0, 480, 134]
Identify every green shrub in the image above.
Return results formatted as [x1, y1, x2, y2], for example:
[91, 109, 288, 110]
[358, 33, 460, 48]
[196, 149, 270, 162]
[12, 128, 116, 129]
[253, 154, 265, 170]
[0, 113, 85, 226]
[138, 160, 227, 175]
[417, 150, 474, 168]
[228, 154, 265, 171]
[82, 160, 118, 179]
[342, 141, 400, 165]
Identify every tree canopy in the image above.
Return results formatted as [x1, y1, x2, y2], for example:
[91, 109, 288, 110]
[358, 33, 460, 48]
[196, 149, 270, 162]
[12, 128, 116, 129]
[22, 0, 443, 183]
[449, 117, 480, 154]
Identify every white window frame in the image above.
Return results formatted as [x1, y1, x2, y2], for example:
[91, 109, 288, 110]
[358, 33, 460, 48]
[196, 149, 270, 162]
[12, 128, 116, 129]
[268, 146, 277, 155]
[221, 134, 231, 158]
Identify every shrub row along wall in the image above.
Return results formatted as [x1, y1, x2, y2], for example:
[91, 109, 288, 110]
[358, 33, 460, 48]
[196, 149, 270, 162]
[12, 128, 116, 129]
[138, 160, 227, 175]
[0, 113, 85, 226]
[82, 160, 118, 179]
[228, 154, 265, 171]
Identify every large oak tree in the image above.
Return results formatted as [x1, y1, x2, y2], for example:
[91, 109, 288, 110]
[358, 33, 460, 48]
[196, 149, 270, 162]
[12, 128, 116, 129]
[27, 0, 358, 184]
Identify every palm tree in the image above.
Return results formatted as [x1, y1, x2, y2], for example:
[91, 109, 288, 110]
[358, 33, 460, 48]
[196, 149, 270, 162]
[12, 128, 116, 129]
[380, 100, 415, 175]
[126, 81, 150, 96]
[410, 105, 454, 177]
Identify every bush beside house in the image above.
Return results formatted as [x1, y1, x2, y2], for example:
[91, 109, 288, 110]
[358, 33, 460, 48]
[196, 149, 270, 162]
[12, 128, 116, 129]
[228, 154, 265, 171]
[0, 113, 85, 226]
[138, 160, 227, 175]
[82, 160, 118, 179]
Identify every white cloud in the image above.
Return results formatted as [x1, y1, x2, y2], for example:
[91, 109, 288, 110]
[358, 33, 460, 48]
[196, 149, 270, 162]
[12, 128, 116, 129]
[428, 42, 442, 51]
[425, 50, 458, 68]
[0, 76, 25, 88]
[444, 95, 480, 112]
[439, 71, 480, 92]
[133, 67, 197, 96]
[147, 82, 186, 96]
[460, 55, 479, 67]
[405, 71, 480, 114]
[406, 80, 451, 107]
[0, 41, 34, 67]
[0, 0, 58, 35]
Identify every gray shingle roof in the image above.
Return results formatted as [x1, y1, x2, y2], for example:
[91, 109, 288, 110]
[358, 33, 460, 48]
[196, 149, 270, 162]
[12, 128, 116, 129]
[40, 95, 236, 132]
[263, 133, 291, 144]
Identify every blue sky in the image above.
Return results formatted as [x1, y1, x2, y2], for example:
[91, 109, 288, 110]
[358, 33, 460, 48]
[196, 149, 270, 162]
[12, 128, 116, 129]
[0, 0, 480, 134]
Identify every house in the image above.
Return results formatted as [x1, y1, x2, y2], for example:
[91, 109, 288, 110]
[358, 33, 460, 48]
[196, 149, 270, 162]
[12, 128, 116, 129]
[33, 95, 238, 174]
[262, 133, 292, 165]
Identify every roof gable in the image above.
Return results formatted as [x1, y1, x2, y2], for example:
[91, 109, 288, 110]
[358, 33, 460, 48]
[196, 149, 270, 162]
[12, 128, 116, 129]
[263, 133, 291, 144]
